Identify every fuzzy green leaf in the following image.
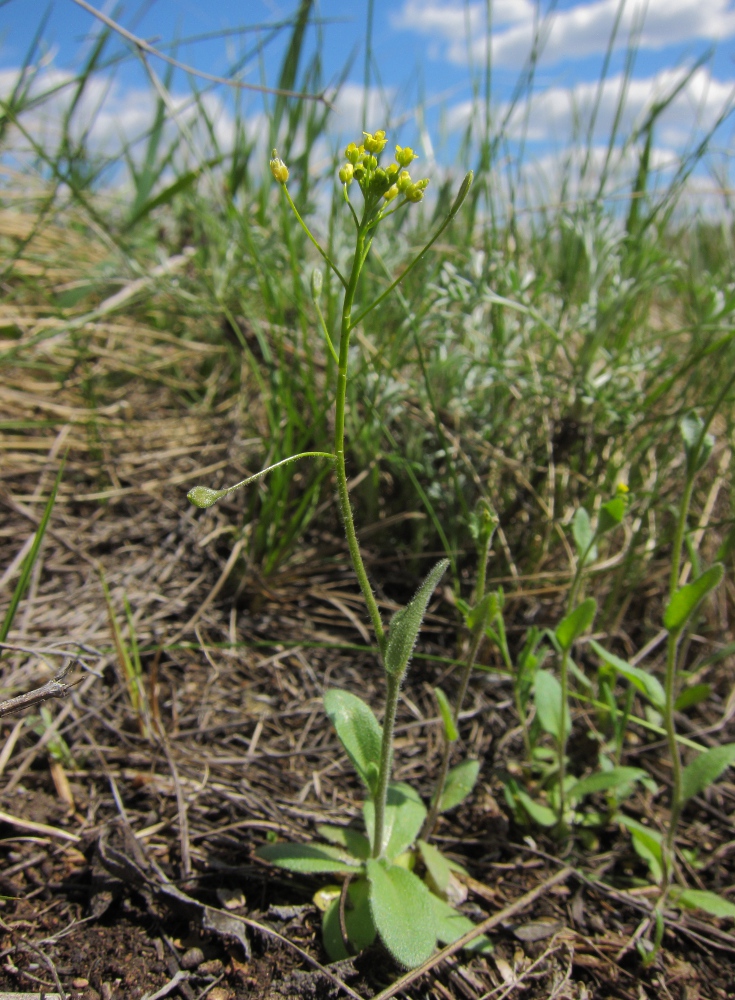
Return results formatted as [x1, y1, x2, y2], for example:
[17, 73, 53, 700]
[534, 669, 570, 739]
[434, 687, 458, 742]
[664, 564, 724, 634]
[556, 598, 597, 652]
[363, 782, 426, 859]
[317, 825, 371, 861]
[366, 860, 436, 968]
[437, 759, 480, 813]
[256, 841, 362, 874]
[572, 508, 596, 563]
[417, 839, 452, 895]
[322, 878, 377, 960]
[384, 560, 449, 679]
[590, 640, 665, 708]
[324, 689, 383, 795]
[681, 743, 735, 803]
[568, 767, 647, 803]
[676, 889, 735, 919]
[430, 893, 493, 953]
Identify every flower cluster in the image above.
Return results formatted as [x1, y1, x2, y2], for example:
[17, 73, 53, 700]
[338, 131, 429, 206]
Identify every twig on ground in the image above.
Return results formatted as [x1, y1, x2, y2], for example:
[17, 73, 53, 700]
[0, 659, 79, 719]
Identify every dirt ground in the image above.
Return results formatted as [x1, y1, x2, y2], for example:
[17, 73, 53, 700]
[2, 314, 735, 999]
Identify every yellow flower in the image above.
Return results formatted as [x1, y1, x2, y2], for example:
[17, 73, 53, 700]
[384, 185, 399, 202]
[363, 129, 387, 154]
[396, 145, 417, 167]
[339, 163, 354, 184]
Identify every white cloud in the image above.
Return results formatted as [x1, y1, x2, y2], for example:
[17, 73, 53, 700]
[447, 65, 735, 147]
[328, 82, 395, 136]
[393, 0, 735, 68]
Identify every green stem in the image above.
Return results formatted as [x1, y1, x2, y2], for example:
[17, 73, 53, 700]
[557, 646, 571, 827]
[333, 224, 386, 655]
[663, 631, 683, 866]
[373, 673, 401, 857]
[669, 475, 694, 601]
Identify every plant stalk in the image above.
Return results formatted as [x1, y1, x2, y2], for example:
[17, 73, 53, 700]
[333, 223, 386, 654]
[373, 672, 401, 857]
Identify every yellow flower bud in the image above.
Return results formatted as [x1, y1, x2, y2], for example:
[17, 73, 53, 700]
[384, 184, 399, 202]
[396, 169, 412, 192]
[364, 154, 378, 170]
[406, 184, 424, 203]
[269, 149, 289, 184]
[386, 163, 399, 179]
[339, 163, 354, 184]
[345, 142, 361, 165]
[363, 130, 388, 154]
[616, 482, 629, 494]
[395, 145, 418, 167]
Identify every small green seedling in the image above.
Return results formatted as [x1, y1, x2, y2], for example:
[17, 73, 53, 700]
[189, 133, 485, 967]
[629, 414, 732, 963]
[502, 486, 639, 833]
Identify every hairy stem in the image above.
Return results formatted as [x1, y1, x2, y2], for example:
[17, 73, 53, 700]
[333, 225, 386, 654]
[373, 672, 401, 857]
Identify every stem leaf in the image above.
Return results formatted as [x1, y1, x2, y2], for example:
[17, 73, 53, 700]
[556, 598, 597, 652]
[598, 495, 627, 534]
[675, 888, 735, 919]
[619, 815, 663, 883]
[322, 878, 376, 960]
[568, 766, 648, 803]
[534, 669, 571, 739]
[436, 759, 480, 813]
[514, 787, 557, 827]
[430, 892, 493, 953]
[680, 412, 715, 475]
[467, 591, 499, 631]
[590, 640, 665, 708]
[572, 508, 596, 564]
[434, 687, 458, 741]
[256, 841, 362, 874]
[366, 859, 436, 968]
[363, 782, 426, 859]
[674, 683, 711, 712]
[317, 824, 371, 860]
[384, 559, 449, 679]
[324, 689, 383, 796]
[663, 563, 724, 634]
[417, 838, 452, 895]
[681, 742, 735, 803]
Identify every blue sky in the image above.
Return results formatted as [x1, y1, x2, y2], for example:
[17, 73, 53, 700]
[1, 0, 734, 199]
